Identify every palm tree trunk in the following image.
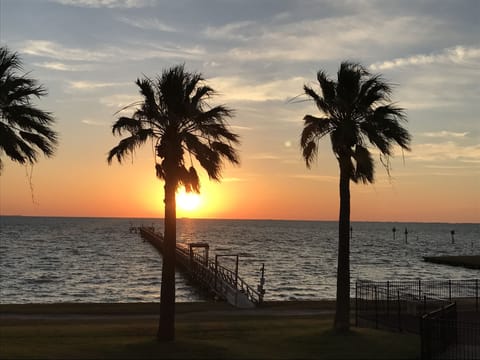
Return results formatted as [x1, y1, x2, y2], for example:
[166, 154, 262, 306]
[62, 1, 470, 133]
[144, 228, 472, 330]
[158, 178, 176, 342]
[334, 157, 351, 332]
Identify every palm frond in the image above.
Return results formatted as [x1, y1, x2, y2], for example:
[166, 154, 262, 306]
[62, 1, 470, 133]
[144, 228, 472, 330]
[302, 141, 318, 168]
[108, 64, 240, 189]
[107, 128, 153, 164]
[112, 117, 143, 136]
[135, 77, 160, 121]
[352, 145, 374, 184]
[19, 131, 55, 156]
[300, 61, 411, 183]
[179, 166, 200, 193]
[191, 85, 214, 109]
[0, 122, 36, 164]
[337, 62, 364, 106]
[0, 46, 57, 171]
[300, 115, 332, 149]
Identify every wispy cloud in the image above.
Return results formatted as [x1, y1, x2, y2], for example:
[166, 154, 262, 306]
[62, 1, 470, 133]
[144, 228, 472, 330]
[221, 15, 443, 62]
[68, 81, 129, 90]
[369, 45, 480, 70]
[81, 119, 108, 126]
[51, 0, 153, 8]
[22, 40, 205, 63]
[421, 131, 469, 138]
[407, 142, 480, 162]
[117, 16, 177, 32]
[231, 125, 253, 131]
[33, 61, 91, 71]
[290, 174, 337, 182]
[249, 153, 280, 160]
[204, 21, 256, 41]
[99, 94, 140, 108]
[22, 40, 108, 61]
[212, 76, 305, 102]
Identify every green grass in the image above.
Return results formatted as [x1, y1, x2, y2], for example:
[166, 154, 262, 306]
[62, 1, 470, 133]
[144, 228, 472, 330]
[0, 302, 419, 359]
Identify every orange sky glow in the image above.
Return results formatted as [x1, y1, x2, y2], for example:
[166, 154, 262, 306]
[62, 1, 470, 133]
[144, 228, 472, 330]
[0, 1, 479, 223]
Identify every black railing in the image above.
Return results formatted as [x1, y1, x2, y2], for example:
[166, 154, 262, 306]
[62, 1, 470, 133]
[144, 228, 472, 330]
[355, 279, 479, 359]
[142, 227, 263, 305]
[421, 304, 480, 360]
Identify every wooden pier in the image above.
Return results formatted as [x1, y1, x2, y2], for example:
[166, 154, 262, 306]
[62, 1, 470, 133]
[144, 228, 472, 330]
[139, 226, 264, 308]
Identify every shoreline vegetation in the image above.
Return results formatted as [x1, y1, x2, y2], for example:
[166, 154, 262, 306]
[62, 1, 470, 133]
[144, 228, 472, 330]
[0, 301, 419, 359]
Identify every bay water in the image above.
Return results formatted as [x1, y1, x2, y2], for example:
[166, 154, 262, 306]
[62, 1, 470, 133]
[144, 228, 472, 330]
[0, 216, 478, 303]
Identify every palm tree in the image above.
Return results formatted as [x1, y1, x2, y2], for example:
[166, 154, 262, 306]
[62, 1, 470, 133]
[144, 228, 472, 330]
[107, 64, 240, 341]
[0, 46, 57, 172]
[300, 61, 411, 332]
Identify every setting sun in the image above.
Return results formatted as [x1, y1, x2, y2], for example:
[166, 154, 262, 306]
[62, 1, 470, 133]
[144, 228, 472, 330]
[177, 189, 202, 212]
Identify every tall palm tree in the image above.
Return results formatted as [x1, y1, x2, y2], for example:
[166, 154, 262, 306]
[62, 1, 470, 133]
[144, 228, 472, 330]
[107, 64, 240, 341]
[300, 61, 411, 332]
[0, 46, 57, 172]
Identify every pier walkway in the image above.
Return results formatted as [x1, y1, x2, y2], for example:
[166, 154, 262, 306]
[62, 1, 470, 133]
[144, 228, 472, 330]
[139, 227, 264, 309]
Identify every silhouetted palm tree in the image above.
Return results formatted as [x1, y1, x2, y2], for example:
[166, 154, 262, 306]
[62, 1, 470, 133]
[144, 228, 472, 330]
[300, 61, 411, 332]
[107, 64, 240, 341]
[0, 46, 57, 172]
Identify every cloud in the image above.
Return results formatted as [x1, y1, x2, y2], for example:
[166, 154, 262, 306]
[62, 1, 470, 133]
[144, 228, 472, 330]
[68, 81, 129, 90]
[99, 94, 140, 108]
[211, 76, 306, 102]
[249, 153, 280, 160]
[22, 40, 205, 63]
[220, 14, 444, 63]
[290, 174, 337, 182]
[51, 0, 153, 8]
[81, 119, 108, 126]
[203, 21, 256, 41]
[117, 16, 177, 32]
[421, 131, 469, 138]
[369, 45, 480, 70]
[231, 125, 253, 131]
[407, 141, 480, 162]
[22, 40, 109, 61]
[33, 61, 91, 71]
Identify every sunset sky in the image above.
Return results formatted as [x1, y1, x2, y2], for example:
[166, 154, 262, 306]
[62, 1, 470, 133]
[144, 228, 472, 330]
[0, 0, 479, 222]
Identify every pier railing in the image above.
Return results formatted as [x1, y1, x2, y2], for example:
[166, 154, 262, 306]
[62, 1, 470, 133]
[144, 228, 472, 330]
[176, 242, 263, 305]
[139, 226, 264, 307]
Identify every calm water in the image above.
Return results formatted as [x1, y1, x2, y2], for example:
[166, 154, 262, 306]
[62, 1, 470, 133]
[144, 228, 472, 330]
[0, 216, 478, 303]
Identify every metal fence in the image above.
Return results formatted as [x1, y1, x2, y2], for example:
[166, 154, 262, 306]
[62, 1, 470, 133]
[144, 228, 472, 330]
[421, 304, 480, 360]
[355, 279, 479, 359]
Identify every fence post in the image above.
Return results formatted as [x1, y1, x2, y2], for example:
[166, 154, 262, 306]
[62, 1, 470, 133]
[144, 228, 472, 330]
[418, 279, 422, 300]
[449, 279, 452, 302]
[386, 281, 390, 316]
[476, 279, 478, 312]
[355, 281, 358, 326]
[397, 290, 402, 332]
[375, 285, 378, 329]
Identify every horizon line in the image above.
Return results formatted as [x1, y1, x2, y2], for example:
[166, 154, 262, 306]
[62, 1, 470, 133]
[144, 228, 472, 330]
[0, 214, 478, 225]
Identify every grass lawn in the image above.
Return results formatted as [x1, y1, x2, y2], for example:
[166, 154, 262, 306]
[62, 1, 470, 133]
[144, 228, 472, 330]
[0, 302, 420, 359]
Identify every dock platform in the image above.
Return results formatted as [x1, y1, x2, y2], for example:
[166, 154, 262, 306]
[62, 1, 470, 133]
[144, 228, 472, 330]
[139, 227, 264, 308]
